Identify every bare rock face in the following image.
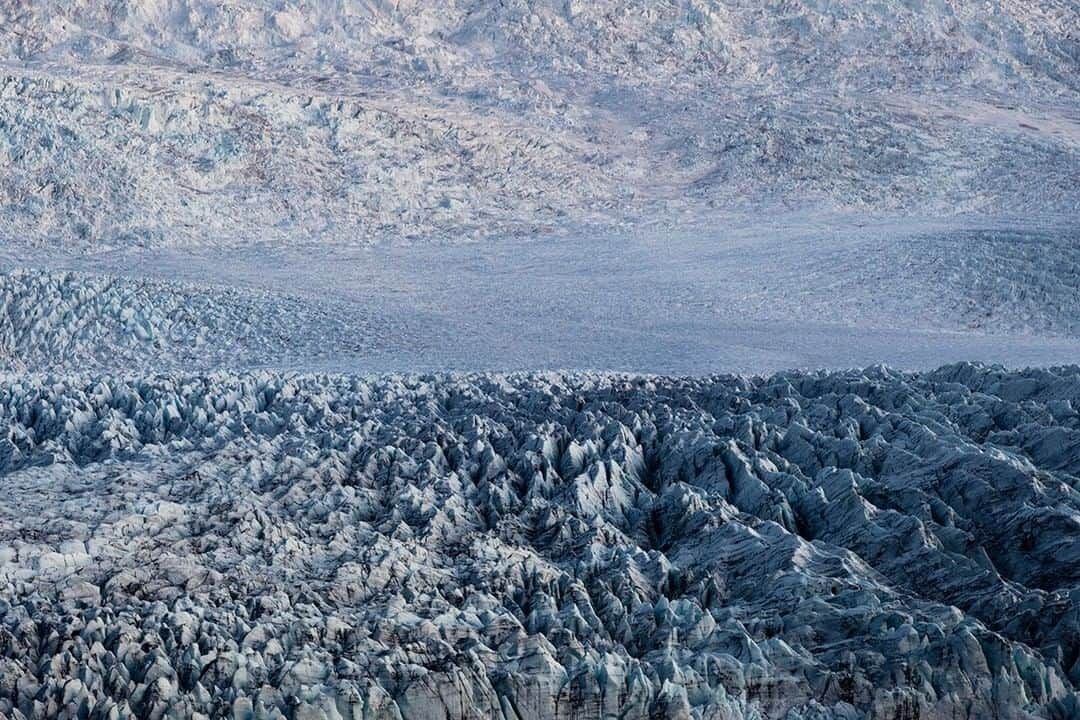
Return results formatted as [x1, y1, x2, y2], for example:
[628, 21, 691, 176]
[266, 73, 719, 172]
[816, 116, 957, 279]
[1, 363, 1079, 719]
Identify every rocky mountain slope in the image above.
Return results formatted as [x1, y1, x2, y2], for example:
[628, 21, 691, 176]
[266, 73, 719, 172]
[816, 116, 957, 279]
[1, 363, 1079, 718]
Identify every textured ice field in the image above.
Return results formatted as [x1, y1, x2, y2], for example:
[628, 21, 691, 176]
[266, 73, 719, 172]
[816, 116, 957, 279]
[3, 223, 1080, 719]
[2, 2, 1080, 719]
[1, 0, 1077, 377]
[2, 364, 1080, 719]
[0, 0, 1078, 248]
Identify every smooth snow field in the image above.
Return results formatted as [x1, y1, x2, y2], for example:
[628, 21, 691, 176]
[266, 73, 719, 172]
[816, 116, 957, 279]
[1, 1, 1079, 719]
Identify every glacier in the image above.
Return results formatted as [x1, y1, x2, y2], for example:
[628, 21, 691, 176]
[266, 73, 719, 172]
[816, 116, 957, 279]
[1, 1, 1079, 719]
[2, 364, 1080, 718]
[0, 0, 1077, 248]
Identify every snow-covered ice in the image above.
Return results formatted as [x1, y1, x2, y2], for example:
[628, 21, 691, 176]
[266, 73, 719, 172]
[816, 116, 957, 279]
[0, 0, 1077, 248]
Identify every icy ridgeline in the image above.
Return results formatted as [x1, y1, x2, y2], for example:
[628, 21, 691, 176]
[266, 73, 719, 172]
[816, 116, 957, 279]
[1, 1, 1079, 247]
[1, 364, 1079, 719]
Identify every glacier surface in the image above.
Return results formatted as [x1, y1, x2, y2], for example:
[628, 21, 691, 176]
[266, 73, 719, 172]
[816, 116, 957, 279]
[2, 363, 1080, 718]
[0, 0, 1077, 248]
[4, 221, 1080, 376]
[1, 2, 1080, 719]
